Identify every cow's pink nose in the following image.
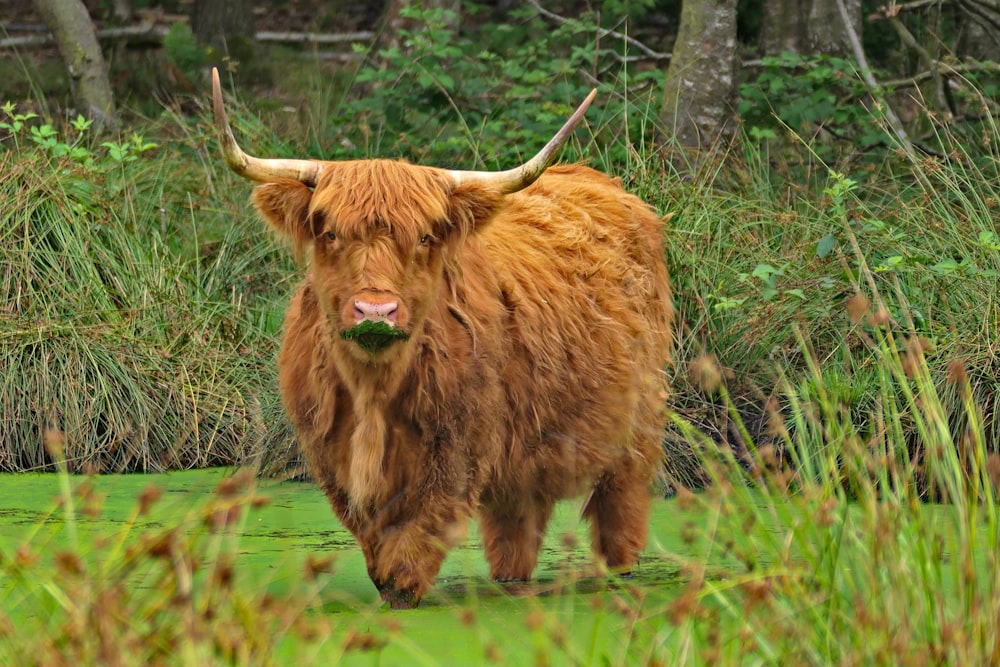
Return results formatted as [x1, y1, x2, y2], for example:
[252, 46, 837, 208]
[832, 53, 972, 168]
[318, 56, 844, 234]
[354, 300, 399, 324]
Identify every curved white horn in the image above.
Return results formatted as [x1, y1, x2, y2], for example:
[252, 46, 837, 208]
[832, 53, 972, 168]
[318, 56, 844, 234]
[212, 68, 324, 185]
[446, 89, 597, 194]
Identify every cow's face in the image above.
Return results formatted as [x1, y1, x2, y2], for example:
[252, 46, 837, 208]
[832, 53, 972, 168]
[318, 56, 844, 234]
[253, 160, 500, 363]
[210, 70, 591, 366]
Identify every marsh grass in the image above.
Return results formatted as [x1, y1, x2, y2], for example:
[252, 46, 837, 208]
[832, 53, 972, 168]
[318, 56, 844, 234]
[0, 107, 286, 472]
[5, 321, 1000, 665]
[633, 107, 1000, 485]
[0, 465, 343, 667]
[663, 298, 1000, 664]
[650, 125, 1000, 659]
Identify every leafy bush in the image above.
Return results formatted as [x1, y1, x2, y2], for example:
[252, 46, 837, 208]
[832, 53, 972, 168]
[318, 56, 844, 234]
[329, 5, 661, 169]
[739, 52, 890, 157]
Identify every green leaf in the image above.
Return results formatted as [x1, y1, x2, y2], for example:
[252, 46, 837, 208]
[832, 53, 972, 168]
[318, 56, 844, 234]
[712, 296, 746, 312]
[752, 264, 778, 281]
[816, 234, 837, 259]
[71, 115, 92, 132]
[930, 258, 961, 275]
[873, 255, 905, 273]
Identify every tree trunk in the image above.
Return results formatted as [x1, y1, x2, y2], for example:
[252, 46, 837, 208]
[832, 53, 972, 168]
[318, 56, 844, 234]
[956, 0, 1000, 61]
[807, 0, 860, 55]
[110, 0, 131, 23]
[660, 0, 738, 153]
[761, 0, 804, 56]
[760, 0, 861, 57]
[33, 0, 116, 127]
[192, 0, 256, 69]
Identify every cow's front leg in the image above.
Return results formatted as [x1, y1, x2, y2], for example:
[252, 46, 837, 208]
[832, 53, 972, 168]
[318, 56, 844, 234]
[367, 499, 470, 609]
[321, 486, 400, 602]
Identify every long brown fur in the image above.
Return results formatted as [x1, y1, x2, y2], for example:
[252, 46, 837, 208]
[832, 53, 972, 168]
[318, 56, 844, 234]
[253, 160, 673, 608]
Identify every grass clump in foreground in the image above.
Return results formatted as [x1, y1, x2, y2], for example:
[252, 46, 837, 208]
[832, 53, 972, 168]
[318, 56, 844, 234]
[0, 457, 339, 666]
[667, 288, 1000, 664]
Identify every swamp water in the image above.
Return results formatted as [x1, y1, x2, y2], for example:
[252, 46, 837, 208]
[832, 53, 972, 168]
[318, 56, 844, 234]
[0, 468, 705, 664]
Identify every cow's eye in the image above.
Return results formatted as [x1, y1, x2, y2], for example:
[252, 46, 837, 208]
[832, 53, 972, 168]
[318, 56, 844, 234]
[325, 231, 336, 241]
[419, 234, 430, 245]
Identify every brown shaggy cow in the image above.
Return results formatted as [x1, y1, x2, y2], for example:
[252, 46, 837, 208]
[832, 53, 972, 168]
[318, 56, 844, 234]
[212, 70, 673, 608]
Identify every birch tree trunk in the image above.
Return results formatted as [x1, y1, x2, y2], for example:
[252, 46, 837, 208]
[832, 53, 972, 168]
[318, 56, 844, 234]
[660, 0, 738, 153]
[33, 0, 116, 127]
[760, 0, 861, 57]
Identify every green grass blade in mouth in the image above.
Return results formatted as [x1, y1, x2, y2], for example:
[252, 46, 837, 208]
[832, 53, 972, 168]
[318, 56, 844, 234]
[341, 320, 409, 354]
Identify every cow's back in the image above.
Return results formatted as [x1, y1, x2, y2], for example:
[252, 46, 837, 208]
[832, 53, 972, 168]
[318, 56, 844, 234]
[472, 164, 672, 500]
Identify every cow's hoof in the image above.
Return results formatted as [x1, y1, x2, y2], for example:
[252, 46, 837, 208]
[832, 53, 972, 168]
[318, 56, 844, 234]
[387, 588, 420, 609]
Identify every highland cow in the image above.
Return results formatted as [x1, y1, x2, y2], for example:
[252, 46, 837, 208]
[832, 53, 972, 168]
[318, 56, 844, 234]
[212, 69, 673, 608]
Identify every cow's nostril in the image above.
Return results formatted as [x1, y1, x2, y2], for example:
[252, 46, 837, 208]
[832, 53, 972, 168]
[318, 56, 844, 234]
[354, 300, 399, 324]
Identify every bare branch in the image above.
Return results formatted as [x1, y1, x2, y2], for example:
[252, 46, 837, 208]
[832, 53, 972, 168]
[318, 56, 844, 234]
[887, 15, 949, 113]
[869, 0, 950, 20]
[882, 59, 1000, 88]
[255, 31, 374, 44]
[835, 0, 918, 159]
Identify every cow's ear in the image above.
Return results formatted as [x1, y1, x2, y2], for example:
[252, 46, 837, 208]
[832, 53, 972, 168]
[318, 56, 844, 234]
[252, 180, 315, 259]
[446, 183, 505, 238]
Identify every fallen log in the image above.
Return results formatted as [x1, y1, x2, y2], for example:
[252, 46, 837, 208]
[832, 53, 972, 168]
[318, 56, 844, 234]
[0, 24, 373, 50]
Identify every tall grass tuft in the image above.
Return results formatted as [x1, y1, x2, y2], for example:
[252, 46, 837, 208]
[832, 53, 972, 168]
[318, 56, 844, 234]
[662, 286, 1000, 663]
[0, 108, 286, 472]
[654, 142, 1000, 661]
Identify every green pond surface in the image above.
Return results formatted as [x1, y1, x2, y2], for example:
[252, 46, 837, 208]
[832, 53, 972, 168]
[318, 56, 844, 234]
[0, 469, 702, 665]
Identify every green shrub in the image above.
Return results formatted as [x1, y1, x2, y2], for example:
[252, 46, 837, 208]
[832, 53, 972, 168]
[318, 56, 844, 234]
[739, 52, 890, 160]
[327, 5, 661, 169]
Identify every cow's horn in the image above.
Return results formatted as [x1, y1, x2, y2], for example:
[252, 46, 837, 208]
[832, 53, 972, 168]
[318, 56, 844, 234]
[212, 68, 324, 186]
[446, 88, 597, 194]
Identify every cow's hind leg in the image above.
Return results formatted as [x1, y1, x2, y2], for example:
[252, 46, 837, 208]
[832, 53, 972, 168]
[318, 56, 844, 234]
[480, 501, 553, 582]
[583, 456, 654, 575]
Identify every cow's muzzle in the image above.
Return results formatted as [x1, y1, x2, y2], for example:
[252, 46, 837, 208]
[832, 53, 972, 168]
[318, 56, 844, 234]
[353, 299, 398, 325]
[341, 298, 409, 355]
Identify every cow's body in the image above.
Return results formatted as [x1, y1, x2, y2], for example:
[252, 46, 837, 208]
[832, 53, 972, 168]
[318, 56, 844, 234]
[272, 164, 672, 607]
[212, 72, 672, 608]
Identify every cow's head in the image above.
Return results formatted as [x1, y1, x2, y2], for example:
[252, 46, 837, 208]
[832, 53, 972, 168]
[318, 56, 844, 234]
[212, 69, 594, 364]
